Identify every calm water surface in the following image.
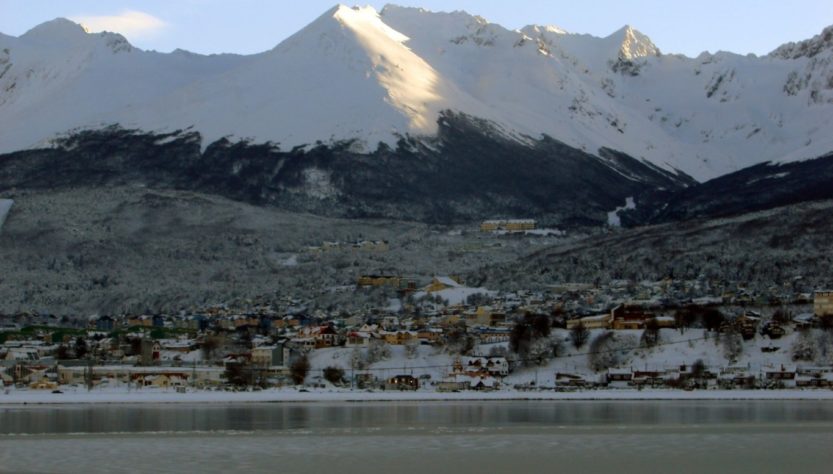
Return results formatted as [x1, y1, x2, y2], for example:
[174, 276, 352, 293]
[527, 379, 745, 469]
[1, 401, 832, 473]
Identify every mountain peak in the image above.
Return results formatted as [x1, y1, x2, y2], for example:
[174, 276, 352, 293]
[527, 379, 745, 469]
[275, 3, 406, 54]
[20, 18, 88, 44]
[606, 24, 659, 59]
[770, 24, 833, 59]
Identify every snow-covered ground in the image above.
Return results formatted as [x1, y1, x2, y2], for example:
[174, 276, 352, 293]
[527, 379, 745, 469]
[3, 327, 820, 405]
[309, 328, 809, 388]
[2, 387, 832, 405]
[607, 196, 636, 227]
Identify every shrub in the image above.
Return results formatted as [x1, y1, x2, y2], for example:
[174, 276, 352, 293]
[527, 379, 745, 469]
[290, 356, 311, 385]
[323, 366, 345, 385]
[570, 322, 589, 349]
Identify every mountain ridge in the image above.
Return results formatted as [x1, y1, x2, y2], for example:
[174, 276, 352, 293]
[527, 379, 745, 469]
[1, 6, 831, 182]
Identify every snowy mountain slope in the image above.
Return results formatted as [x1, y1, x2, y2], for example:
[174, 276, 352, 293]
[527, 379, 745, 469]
[384, 5, 833, 180]
[0, 19, 249, 150]
[0, 198, 12, 232]
[0, 5, 832, 182]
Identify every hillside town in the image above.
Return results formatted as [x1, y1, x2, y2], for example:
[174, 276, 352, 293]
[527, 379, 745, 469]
[3, 272, 833, 396]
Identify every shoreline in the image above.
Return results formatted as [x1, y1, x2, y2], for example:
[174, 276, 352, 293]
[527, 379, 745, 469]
[2, 388, 833, 405]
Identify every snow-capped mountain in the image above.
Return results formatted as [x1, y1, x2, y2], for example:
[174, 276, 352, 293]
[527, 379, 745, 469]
[1, 5, 832, 183]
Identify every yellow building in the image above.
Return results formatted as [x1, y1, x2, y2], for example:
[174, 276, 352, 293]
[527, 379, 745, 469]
[815, 291, 833, 318]
[425, 276, 463, 293]
[357, 275, 401, 288]
[566, 313, 612, 330]
[29, 381, 59, 390]
[469, 307, 506, 327]
[480, 219, 537, 233]
[382, 331, 418, 345]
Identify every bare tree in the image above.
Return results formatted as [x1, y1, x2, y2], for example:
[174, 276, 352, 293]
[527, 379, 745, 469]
[722, 330, 743, 363]
[366, 339, 392, 363]
[791, 329, 816, 362]
[201, 335, 221, 361]
[640, 317, 660, 348]
[323, 366, 345, 385]
[404, 339, 419, 359]
[588, 332, 636, 372]
[290, 356, 311, 385]
[570, 322, 589, 349]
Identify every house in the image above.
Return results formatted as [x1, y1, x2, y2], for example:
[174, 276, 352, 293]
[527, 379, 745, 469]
[474, 327, 510, 344]
[151, 315, 166, 328]
[437, 374, 499, 391]
[232, 315, 260, 329]
[295, 324, 342, 349]
[29, 380, 59, 390]
[385, 374, 419, 391]
[764, 365, 797, 388]
[795, 367, 833, 388]
[605, 368, 633, 388]
[631, 370, 664, 387]
[736, 312, 762, 336]
[127, 315, 152, 327]
[566, 313, 612, 330]
[315, 325, 343, 348]
[814, 290, 833, 318]
[57, 365, 224, 387]
[436, 376, 469, 392]
[251, 344, 290, 369]
[554, 372, 590, 389]
[357, 275, 402, 288]
[140, 340, 161, 366]
[133, 373, 188, 389]
[4, 347, 39, 362]
[88, 315, 115, 332]
[459, 356, 509, 377]
[0, 367, 12, 386]
[5, 363, 52, 386]
[159, 339, 198, 353]
[417, 328, 443, 344]
[718, 367, 757, 389]
[609, 304, 672, 330]
[290, 337, 316, 352]
[470, 307, 506, 327]
[425, 276, 464, 293]
[346, 331, 374, 347]
[381, 330, 418, 345]
[469, 376, 499, 391]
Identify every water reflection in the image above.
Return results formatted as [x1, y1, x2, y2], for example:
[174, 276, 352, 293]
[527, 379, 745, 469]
[2, 401, 833, 435]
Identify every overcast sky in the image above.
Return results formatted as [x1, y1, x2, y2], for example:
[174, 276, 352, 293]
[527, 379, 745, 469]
[2, 0, 831, 57]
